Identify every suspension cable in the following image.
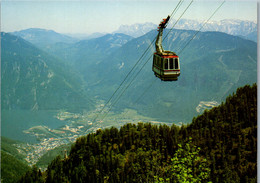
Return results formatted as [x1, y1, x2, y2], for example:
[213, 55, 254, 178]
[92, 0, 184, 122]
[98, 0, 194, 122]
[134, 77, 157, 104]
[163, 0, 193, 42]
[133, 1, 225, 108]
[92, 37, 155, 122]
[169, 0, 185, 19]
[177, 1, 225, 55]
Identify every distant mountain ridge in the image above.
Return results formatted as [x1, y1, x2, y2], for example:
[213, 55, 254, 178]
[113, 19, 257, 42]
[114, 22, 156, 38]
[11, 19, 256, 47]
[65, 32, 107, 40]
[11, 28, 78, 49]
[172, 19, 256, 35]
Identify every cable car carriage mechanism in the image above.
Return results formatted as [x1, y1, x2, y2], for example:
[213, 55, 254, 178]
[152, 16, 180, 81]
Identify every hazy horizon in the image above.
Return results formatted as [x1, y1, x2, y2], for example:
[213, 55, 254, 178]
[3, 17, 257, 37]
[2, 0, 257, 34]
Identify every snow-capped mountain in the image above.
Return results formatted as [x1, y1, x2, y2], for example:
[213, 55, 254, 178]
[172, 19, 257, 40]
[114, 19, 257, 42]
[113, 22, 156, 38]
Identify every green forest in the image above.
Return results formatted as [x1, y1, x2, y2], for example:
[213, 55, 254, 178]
[17, 83, 257, 183]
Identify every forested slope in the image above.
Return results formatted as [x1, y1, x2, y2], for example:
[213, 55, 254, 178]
[18, 84, 257, 183]
[187, 84, 257, 182]
[1, 151, 30, 183]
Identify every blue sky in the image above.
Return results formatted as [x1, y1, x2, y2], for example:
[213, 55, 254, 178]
[1, 0, 257, 34]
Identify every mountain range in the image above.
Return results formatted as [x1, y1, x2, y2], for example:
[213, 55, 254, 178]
[14, 19, 256, 43]
[4, 22, 257, 124]
[114, 19, 257, 42]
[1, 32, 93, 111]
[88, 28, 257, 122]
[114, 22, 156, 38]
[11, 28, 78, 49]
[1, 22, 257, 182]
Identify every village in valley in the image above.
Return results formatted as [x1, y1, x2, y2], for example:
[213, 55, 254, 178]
[13, 102, 170, 167]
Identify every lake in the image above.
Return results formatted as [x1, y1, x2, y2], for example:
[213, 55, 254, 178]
[1, 110, 67, 143]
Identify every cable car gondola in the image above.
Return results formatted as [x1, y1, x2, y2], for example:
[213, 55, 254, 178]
[152, 16, 180, 81]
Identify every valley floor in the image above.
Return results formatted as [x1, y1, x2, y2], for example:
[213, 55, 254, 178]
[12, 105, 173, 168]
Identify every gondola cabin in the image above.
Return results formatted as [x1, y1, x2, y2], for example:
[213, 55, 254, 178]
[152, 53, 180, 81]
[153, 15, 180, 81]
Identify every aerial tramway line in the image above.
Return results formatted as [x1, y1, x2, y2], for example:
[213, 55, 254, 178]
[152, 15, 180, 81]
[91, 0, 189, 123]
[91, 0, 225, 123]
